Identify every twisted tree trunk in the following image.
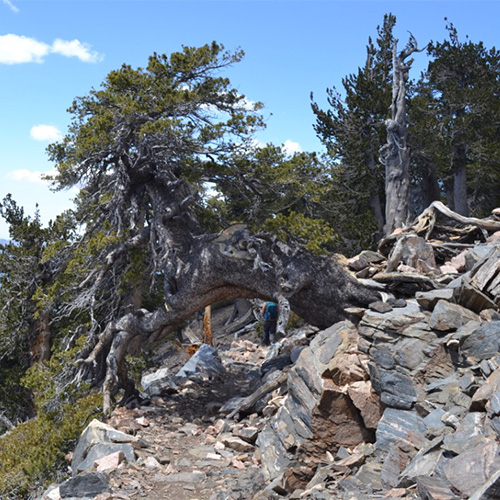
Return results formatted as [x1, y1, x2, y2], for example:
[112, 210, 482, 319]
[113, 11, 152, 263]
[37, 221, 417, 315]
[381, 35, 422, 236]
[81, 227, 379, 412]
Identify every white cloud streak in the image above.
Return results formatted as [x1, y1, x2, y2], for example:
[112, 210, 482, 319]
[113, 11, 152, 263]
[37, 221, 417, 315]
[52, 38, 103, 63]
[282, 140, 302, 155]
[2, 0, 19, 13]
[0, 34, 103, 64]
[6, 168, 57, 186]
[0, 34, 49, 64]
[30, 124, 63, 142]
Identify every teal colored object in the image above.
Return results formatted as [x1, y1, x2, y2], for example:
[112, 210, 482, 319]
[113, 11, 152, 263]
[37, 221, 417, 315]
[264, 302, 278, 320]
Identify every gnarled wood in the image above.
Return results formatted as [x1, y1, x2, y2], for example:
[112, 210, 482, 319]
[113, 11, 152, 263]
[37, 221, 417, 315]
[381, 34, 423, 236]
[81, 228, 379, 412]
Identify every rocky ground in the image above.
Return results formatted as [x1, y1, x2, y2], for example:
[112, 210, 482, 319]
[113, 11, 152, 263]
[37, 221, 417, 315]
[41, 313, 298, 500]
[104, 336, 272, 500]
[41, 203, 500, 500]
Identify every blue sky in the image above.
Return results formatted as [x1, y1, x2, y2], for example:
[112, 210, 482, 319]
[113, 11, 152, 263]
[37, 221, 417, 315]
[0, 0, 499, 239]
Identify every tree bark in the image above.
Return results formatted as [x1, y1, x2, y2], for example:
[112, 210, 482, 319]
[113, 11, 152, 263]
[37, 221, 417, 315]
[381, 36, 421, 236]
[420, 164, 442, 210]
[29, 313, 51, 365]
[81, 228, 379, 412]
[453, 154, 469, 216]
[367, 155, 385, 233]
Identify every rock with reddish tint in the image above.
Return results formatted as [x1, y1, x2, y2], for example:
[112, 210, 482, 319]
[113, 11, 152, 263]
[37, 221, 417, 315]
[443, 440, 500, 497]
[471, 368, 500, 411]
[220, 434, 255, 453]
[257, 321, 379, 490]
[428, 300, 479, 331]
[347, 380, 383, 430]
[72, 419, 139, 474]
[94, 451, 125, 472]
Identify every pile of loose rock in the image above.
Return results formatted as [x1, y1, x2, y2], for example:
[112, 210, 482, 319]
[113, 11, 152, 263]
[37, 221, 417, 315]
[40, 202, 500, 500]
[253, 203, 500, 499]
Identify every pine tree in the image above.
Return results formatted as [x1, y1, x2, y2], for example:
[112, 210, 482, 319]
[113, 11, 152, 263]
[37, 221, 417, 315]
[412, 21, 500, 216]
[311, 13, 396, 242]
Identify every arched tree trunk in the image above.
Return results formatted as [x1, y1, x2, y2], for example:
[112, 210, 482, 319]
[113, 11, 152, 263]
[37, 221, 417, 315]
[81, 228, 379, 412]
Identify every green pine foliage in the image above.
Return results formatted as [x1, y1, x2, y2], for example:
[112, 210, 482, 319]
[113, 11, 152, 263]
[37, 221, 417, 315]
[2, 27, 500, 498]
[0, 391, 103, 499]
[0, 337, 103, 498]
[410, 21, 500, 216]
[203, 144, 342, 253]
[311, 14, 396, 245]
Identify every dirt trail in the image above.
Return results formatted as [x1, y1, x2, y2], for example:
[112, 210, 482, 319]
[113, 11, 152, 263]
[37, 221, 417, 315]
[104, 317, 272, 500]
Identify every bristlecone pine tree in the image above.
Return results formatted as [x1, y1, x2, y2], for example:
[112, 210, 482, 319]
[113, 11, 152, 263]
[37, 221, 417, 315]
[44, 42, 378, 411]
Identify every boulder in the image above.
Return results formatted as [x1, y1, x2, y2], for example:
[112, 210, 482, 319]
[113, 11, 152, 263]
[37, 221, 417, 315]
[416, 475, 460, 500]
[428, 299, 479, 331]
[72, 419, 138, 474]
[386, 234, 437, 274]
[59, 472, 111, 498]
[465, 245, 499, 272]
[443, 440, 500, 497]
[175, 343, 225, 379]
[76, 442, 135, 473]
[141, 367, 178, 396]
[399, 437, 445, 487]
[470, 367, 500, 411]
[369, 365, 417, 410]
[457, 279, 498, 313]
[469, 468, 500, 500]
[375, 408, 425, 455]
[416, 289, 455, 311]
[257, 321, 379, 489]
[358, 302, 427, 339]
[94, 451, 125, 472]
[381, 440, 413, 488]
[461, 322, 500, 363]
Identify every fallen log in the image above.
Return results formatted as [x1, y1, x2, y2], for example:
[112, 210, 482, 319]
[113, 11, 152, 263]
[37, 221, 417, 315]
[414, 201, 500, 237]
[227, 369, 288, 420]
[222, 306, 257, 336]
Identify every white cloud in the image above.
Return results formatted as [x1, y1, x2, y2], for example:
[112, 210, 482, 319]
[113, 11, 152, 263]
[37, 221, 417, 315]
[2, 0, 19, 13]
[282, 140, 302, 155]
[52, 38, 103, 63]
[0, 34, 50, 64]
[0, 34, 103, 64]
[238, 96, 259, 112]
[30, 124, 63, 142]
[6, 168, 57, 186]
